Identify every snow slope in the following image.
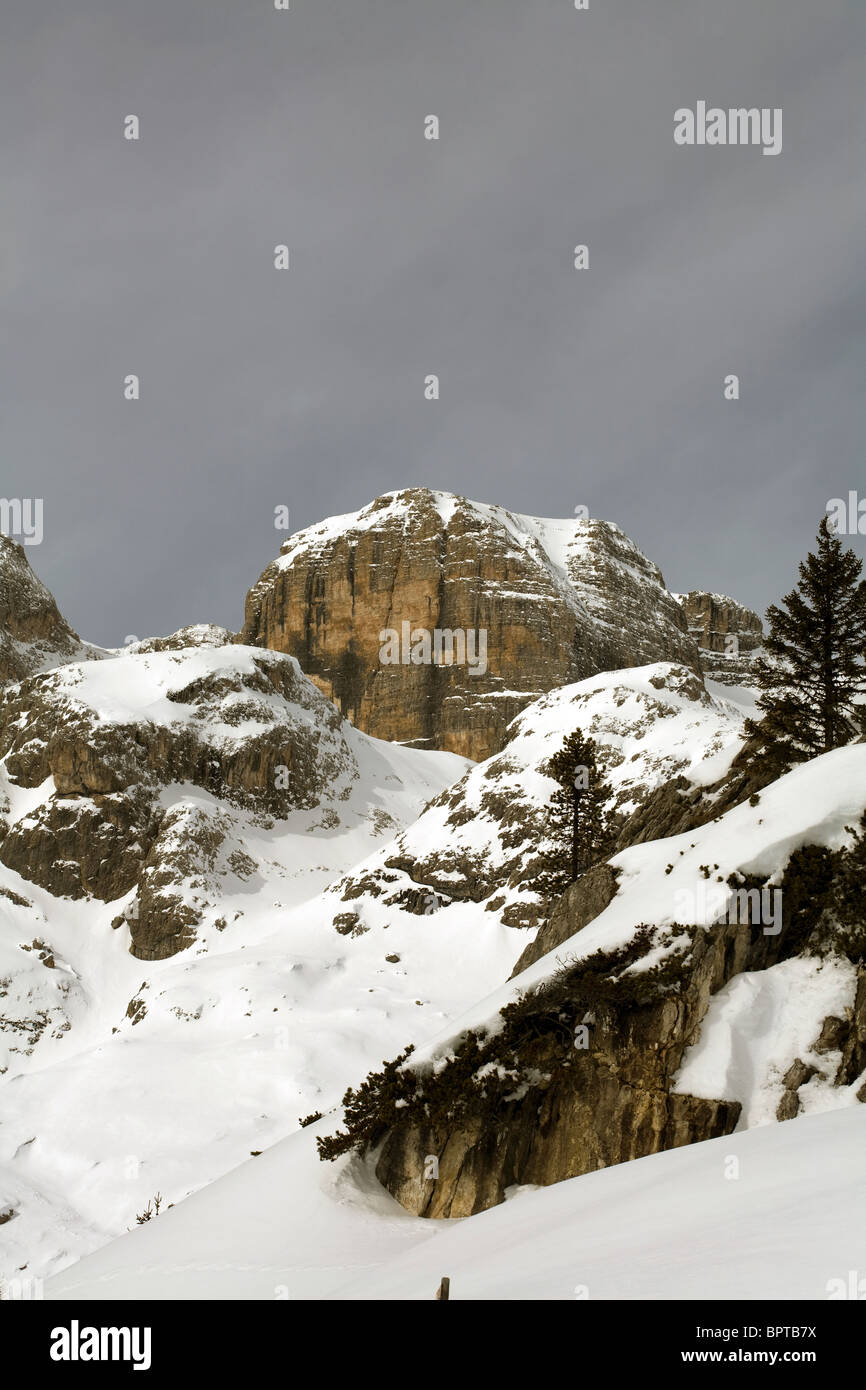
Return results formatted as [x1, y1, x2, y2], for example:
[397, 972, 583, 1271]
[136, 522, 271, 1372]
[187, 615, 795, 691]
[2, 660, 741, 1282]
[397, 744, 866, 1063]
[327, 663, 746, 931]
[3, 659, 863, 1295]
[44, 1105, 866, 1301]
[338, 743, 866, 1159]
[0, 645, 476, 1281]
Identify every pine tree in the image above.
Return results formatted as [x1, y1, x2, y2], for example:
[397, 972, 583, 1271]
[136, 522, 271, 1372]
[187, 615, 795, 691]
[744, 516, 866, 771]
[533, 730, 614, 900]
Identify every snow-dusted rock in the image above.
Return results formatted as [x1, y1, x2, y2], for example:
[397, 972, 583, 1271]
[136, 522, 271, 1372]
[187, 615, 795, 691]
[0, 643, 467, 959]
[0, 536, 103, 686]
[326, 662, 746, 934]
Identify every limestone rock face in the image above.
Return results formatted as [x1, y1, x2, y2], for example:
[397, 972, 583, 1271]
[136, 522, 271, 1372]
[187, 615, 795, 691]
[0, 536, 100, 685]
[241, 490, 701, 761]
[675, 590, 763, 687]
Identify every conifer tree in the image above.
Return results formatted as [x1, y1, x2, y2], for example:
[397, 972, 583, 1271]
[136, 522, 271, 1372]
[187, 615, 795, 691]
[533, 730, 614, 900]
[744, 516, 866, 771]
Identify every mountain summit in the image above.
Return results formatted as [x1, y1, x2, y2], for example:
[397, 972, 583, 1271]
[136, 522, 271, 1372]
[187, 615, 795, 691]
[241, 489, 700, 760]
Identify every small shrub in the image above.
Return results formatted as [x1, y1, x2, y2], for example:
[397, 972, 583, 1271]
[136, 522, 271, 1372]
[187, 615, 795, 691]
[136, 1193, 164, 1224]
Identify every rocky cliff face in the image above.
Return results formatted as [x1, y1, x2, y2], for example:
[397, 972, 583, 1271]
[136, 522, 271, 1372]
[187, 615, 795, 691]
[241, 490, 701, 761]
[674, 590, 763, 686]
[0, 536, 100, 685]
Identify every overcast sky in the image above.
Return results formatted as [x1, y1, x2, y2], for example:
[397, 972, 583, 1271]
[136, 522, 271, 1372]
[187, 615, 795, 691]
[2, 0, 864, 645]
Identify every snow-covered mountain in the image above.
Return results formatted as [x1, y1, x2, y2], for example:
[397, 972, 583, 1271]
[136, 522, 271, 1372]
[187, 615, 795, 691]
[3, 651, 863, 1280]
[0, 658, 749, 1278]
[0, 631, 470, 959]
[0, 509, 862, 1302]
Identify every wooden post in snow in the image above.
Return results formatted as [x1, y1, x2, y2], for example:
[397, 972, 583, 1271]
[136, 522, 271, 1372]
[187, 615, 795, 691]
[435, 1277, 450, 1301]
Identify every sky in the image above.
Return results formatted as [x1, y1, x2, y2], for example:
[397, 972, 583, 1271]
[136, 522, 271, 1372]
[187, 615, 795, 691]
[2, 0, 864, 646]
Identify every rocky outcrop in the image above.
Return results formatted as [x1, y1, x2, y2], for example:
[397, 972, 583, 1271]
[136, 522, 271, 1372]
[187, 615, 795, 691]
[834, 967, 866, 1090]
[374, 919, 752, 1218]
[241, 490, 701, 761]
[612, 754, 775, 851]
[775, 972, 866, 1118]
[324, 663, 746, 937]
[0, 633, 470, 961]
[509, 865, 620, 977]
[0, 643, 351, 813]
[0, 536, 100, 685]
[127, 624, 236, 655]
[0, 642, 359, 955]
[675, 590, 763, 687]
[371, 870, 864, 1217]
[127, 803, 257, 961]
[323, 752, 866, 1220]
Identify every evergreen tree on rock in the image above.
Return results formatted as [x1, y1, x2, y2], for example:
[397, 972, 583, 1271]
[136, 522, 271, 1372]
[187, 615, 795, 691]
[534, 730, 614, 900]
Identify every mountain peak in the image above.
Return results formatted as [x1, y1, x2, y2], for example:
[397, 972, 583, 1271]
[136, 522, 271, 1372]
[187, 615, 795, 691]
[243, 491, 699, 760]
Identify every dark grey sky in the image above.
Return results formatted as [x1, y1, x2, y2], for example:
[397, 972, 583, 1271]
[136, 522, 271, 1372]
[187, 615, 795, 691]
[2, 0, 864, 645]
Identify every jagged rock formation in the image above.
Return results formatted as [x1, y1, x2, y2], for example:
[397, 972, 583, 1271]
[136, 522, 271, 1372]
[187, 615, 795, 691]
[127, 624, 236, 655]
[241, 490, 701, 760]
[0, 536, 100, 685]
[674, 590, 763, 687]
[0, 642, 351, 956]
